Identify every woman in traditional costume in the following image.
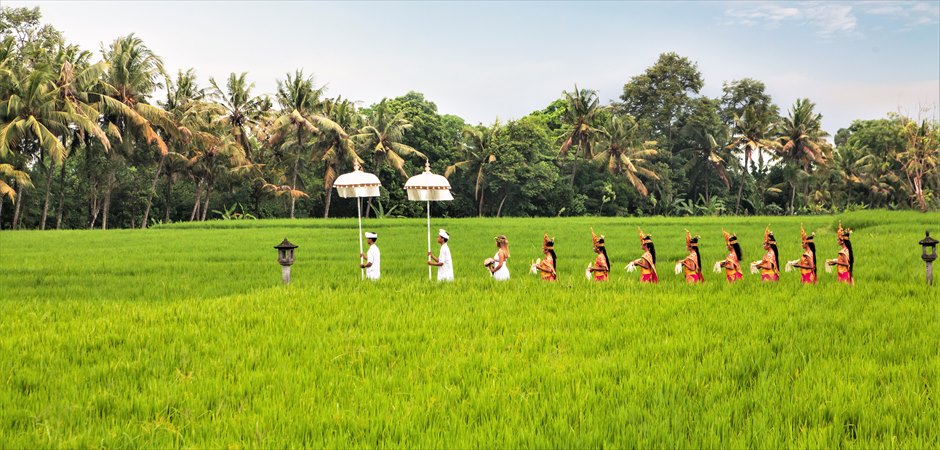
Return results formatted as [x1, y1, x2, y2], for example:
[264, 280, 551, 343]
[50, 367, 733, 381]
[487, 235, 511, 281]
[534, 234, 557, 281]
[826, 222, 854, 285]
[718, 229, 744, 283]
[678, 230, 703, 283]
[752, 226, 780, 282]
[588, 229, 610, 281]
[789, 224, 817, 284]
[629, 228, 658, 283]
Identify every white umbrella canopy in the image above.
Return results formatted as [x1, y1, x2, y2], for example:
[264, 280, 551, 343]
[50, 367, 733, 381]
[333, 161, 382, 279]
[405, 160, 454, 280]
[334, 161, 381, 198]
[404, 164, 454, 201]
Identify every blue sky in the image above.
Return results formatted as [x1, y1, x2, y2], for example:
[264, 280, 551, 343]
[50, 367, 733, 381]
[11, 1, 940, 133]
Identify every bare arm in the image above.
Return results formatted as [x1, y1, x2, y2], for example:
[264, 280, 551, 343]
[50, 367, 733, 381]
[491, 251, 506, 273]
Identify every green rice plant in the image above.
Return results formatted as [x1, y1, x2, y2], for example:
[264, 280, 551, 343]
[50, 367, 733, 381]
[0, 210, 937, 447]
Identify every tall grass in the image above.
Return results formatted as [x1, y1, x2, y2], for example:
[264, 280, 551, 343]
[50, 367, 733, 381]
[1, 211, 937, 447]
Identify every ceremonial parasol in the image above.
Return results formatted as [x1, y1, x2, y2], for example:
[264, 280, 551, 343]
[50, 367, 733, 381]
[333, 160, 382, 279]
[404, 160, 454, 280]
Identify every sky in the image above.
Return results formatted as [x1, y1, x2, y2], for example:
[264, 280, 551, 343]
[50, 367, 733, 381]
[9, 1, 940, 134]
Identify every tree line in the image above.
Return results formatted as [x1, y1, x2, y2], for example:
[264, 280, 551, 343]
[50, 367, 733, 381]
[1, 7, 937, 230]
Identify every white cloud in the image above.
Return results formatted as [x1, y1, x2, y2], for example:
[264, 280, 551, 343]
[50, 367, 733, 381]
[724, 2, 859, 36]
[863, 0, 940, 26]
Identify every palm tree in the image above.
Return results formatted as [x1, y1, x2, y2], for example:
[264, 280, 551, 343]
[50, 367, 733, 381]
[269, 69, 345, 218]
[317, 96, 361, 218]
[47, 45, 111, 230]
[354, 98, 425, 178]
[558, 85, 601, 184]
[0, 66, 111, 229]
[446, 122, 498, 216]
[594, 115, 660, 196]
[726, 105, 778, 213]
[898, 118, 938, 211]
[0, 162, 32, 229]
[775, 98, 831, 212]
[209, 72, 266, 163]
[185, 116, 248, 221]
[142, 69, 213, 227]
[679, 118, 732, 202]
[96, 34, 176, 229]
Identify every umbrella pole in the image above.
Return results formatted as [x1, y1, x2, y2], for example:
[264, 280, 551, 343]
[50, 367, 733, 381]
[358, 197, 364, 280]
[427, 200, 432, 281]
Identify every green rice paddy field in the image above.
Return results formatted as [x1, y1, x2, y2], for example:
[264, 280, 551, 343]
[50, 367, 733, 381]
[1, 211, 938, 448]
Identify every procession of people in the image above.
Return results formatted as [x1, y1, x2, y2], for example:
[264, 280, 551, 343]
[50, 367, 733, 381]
[356, 223, 856, 285]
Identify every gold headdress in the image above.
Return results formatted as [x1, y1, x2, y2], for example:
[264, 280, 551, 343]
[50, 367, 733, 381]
[723, 228, 738, 245]
[591, 228, 604, 248]
[543, 234, 555, 250]
[801, 223, 814, 243]
[837, 222, 852, 240]
[685, 229, 699, 248]
[638, 227, 652, 244]
[763, 226, 776, 245]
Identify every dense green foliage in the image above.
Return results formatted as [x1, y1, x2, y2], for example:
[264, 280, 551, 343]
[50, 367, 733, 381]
[1, 211, 938, 447]
[1, 6, 938, 232]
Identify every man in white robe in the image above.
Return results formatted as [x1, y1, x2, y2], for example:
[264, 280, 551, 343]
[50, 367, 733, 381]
[360, 232, 381, 280]
[428, 229, 454, 281]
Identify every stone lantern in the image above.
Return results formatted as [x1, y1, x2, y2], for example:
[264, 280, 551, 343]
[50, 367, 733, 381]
[920, 230, 937, 285]
[274, 238, 298, 285]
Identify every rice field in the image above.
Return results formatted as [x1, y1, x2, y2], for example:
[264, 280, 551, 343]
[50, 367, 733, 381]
[1, 211, 938, 448]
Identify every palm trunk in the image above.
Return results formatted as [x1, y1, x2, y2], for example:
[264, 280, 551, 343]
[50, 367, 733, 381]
[496, 194, 509, 218]
[190, 179, 202, 222]
[201, 181, 212, 221]
[914, 176, 926, 212]
[89, 182, 100, 229]
[365, 198, 372, 219]
[323, 184, 333, 218]
[735, 162, 747, 215]
[477, 191, 485, 217]
[789, 181, 797, 213]
[164, 173, 174, 223]
[12, 184, 24, 230]
[40, 159, 56, 230]
[55, 162, 67, 229]
[102, 172, 114, 230]
[140, 153, 166, 229]
[289, 157, 299, 219]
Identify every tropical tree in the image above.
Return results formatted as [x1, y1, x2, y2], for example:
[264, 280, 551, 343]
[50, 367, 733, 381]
[0, 65, 111, 228]
[558, 84, 601, 183]
[317, 96, 361, 218]
[142, 69, 215, 227]
[50, 45, 111, 229]
[96, 33, 175, 229]
[775, 98, 831, 212]
[185, 117, 247, 221]
[897, 117, 939, 211]
[726, 105, 778, 213]
[209, 72, 265, 162]
[446, 122, 499, 216]
[594, 114, 660, 196]
[269, 69, 345, 218]
[354, 98, 425, 177]
[0, 161, 30, 228]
